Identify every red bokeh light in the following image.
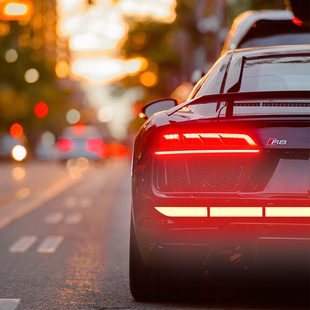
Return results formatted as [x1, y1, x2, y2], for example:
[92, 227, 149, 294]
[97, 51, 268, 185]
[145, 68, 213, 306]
[85, 138, 107, 158]
[130, 102, 143, 117]
[34, 102, 49, 118]
[57, 138, 75, 152]
[72, 121, 86, 136]
[107, 143, 127, 159]
[10, 123, 23, 139]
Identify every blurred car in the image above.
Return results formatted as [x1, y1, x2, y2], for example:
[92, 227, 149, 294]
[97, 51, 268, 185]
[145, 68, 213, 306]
[56, 125, 106, 161]
[35, 142, 58, 161]
[221, 10, 310, 55]
[35, 131, 59, 161]
[0, 134, 27, 161]
[130, 45, 310, 301]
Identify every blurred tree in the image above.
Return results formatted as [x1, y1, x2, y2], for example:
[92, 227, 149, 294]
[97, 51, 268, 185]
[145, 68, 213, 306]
[122, 0, 210, 133]
[122, 0, 200, 98]
[0, 20, 70, 150]
[228, 0, 285, 25]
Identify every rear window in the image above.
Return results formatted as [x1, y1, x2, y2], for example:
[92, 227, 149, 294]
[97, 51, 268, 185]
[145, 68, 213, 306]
[232, 100, 310, 116]
[240, 56, 310, 92]
[186, 54, 310, 118]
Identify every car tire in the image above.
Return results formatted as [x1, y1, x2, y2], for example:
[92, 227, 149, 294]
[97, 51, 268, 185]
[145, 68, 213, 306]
[129, 216, 200, 301]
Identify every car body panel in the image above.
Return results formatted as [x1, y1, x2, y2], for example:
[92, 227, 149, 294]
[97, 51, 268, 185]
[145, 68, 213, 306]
[131, 45, 310, 285]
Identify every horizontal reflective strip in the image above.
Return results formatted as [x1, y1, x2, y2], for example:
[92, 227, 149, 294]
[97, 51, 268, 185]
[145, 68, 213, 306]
[210, 207, 263, 217]
[259, 237, 310, 241]
[155, 150, 260, 155]
[266, 207, 310, 217]
[155, 207, 208, 217]
[155, 207, 310, 218]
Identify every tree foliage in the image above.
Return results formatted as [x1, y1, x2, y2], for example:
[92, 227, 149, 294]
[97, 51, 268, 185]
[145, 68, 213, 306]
[0, 21, 70, 148]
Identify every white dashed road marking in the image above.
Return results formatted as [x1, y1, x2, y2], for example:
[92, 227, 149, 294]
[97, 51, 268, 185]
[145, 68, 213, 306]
[37, 236, 64, 253]
[44, 212, 64, 224]
[64, 213, 83, 225]
[0, 299, 20, 310]
[9, 236, 38, 253]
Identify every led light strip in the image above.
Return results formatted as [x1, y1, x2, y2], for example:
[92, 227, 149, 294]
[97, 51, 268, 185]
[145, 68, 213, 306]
[266, 207, 310, 217]
[183, 133, 257, 146]
[155, 207, 208, 217]
[155, 207, 310, 217]
[155, 150, 260, 155]
[210, 207, 263, 217]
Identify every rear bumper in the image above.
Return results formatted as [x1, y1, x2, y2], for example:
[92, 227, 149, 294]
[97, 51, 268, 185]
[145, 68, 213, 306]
[133, 202, 310, 278]
[202, 221, 310, 279]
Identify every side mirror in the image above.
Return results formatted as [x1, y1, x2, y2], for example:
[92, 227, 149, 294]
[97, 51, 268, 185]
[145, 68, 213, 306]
[142, 98, 178, 119]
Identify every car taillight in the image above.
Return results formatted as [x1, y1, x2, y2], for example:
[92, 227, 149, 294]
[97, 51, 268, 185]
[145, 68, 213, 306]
[85, 138, 106, 158]
[57, 138, 74, 152]
[155, 133, 260, 155]
[85, 138, 103, 152]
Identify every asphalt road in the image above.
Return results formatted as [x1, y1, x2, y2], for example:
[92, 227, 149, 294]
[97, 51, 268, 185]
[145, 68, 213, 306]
[0, 160, 308, 310]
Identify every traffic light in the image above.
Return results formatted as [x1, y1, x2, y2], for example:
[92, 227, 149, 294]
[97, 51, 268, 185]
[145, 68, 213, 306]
[0, 0, 34, 20]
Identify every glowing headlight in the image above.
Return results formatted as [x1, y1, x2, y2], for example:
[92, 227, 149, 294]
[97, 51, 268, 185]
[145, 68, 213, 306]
[12, 145, 27, 161]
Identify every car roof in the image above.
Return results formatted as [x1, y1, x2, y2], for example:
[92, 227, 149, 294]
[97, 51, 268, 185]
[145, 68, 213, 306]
[229, 43, 310, 58]
[222, 10, 294, 53]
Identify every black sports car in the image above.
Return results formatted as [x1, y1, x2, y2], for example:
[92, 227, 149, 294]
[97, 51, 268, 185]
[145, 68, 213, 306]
[130, 44, 310, 301]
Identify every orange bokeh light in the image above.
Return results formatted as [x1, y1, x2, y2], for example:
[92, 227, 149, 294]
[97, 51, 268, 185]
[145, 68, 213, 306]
[10, 123, 23, 139]
[72, 121, 86, 136]
[34, 102, 48, 118]
[140, 71, 157, 87]
[1, 0, 34, 20]
[55, 61, 70, 78]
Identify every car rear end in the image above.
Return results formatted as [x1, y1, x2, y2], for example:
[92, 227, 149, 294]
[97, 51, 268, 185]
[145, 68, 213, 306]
[56, 126, 106, 161]
[132, 47, 310, 281]
[133, 114, 309, 279]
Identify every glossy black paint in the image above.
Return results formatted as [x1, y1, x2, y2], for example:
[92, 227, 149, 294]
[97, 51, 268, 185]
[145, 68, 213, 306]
[131, 45, 310, 278]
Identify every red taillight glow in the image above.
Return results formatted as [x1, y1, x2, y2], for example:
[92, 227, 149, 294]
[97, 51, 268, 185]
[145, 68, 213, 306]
[85, 138, 107, 158]
[292, 16, 303, 26]
[155, 133, 260, 155]
[156, 149, 260, 155]
[57, 138, 74, 152]
[85, 138, 104, 152]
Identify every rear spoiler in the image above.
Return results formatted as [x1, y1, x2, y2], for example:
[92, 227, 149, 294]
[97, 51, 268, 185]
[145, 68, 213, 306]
[166, 90, 310, 117]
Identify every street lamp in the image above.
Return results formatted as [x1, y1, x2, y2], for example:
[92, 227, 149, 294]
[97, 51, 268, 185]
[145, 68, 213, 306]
[0, 0, 34, 20]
